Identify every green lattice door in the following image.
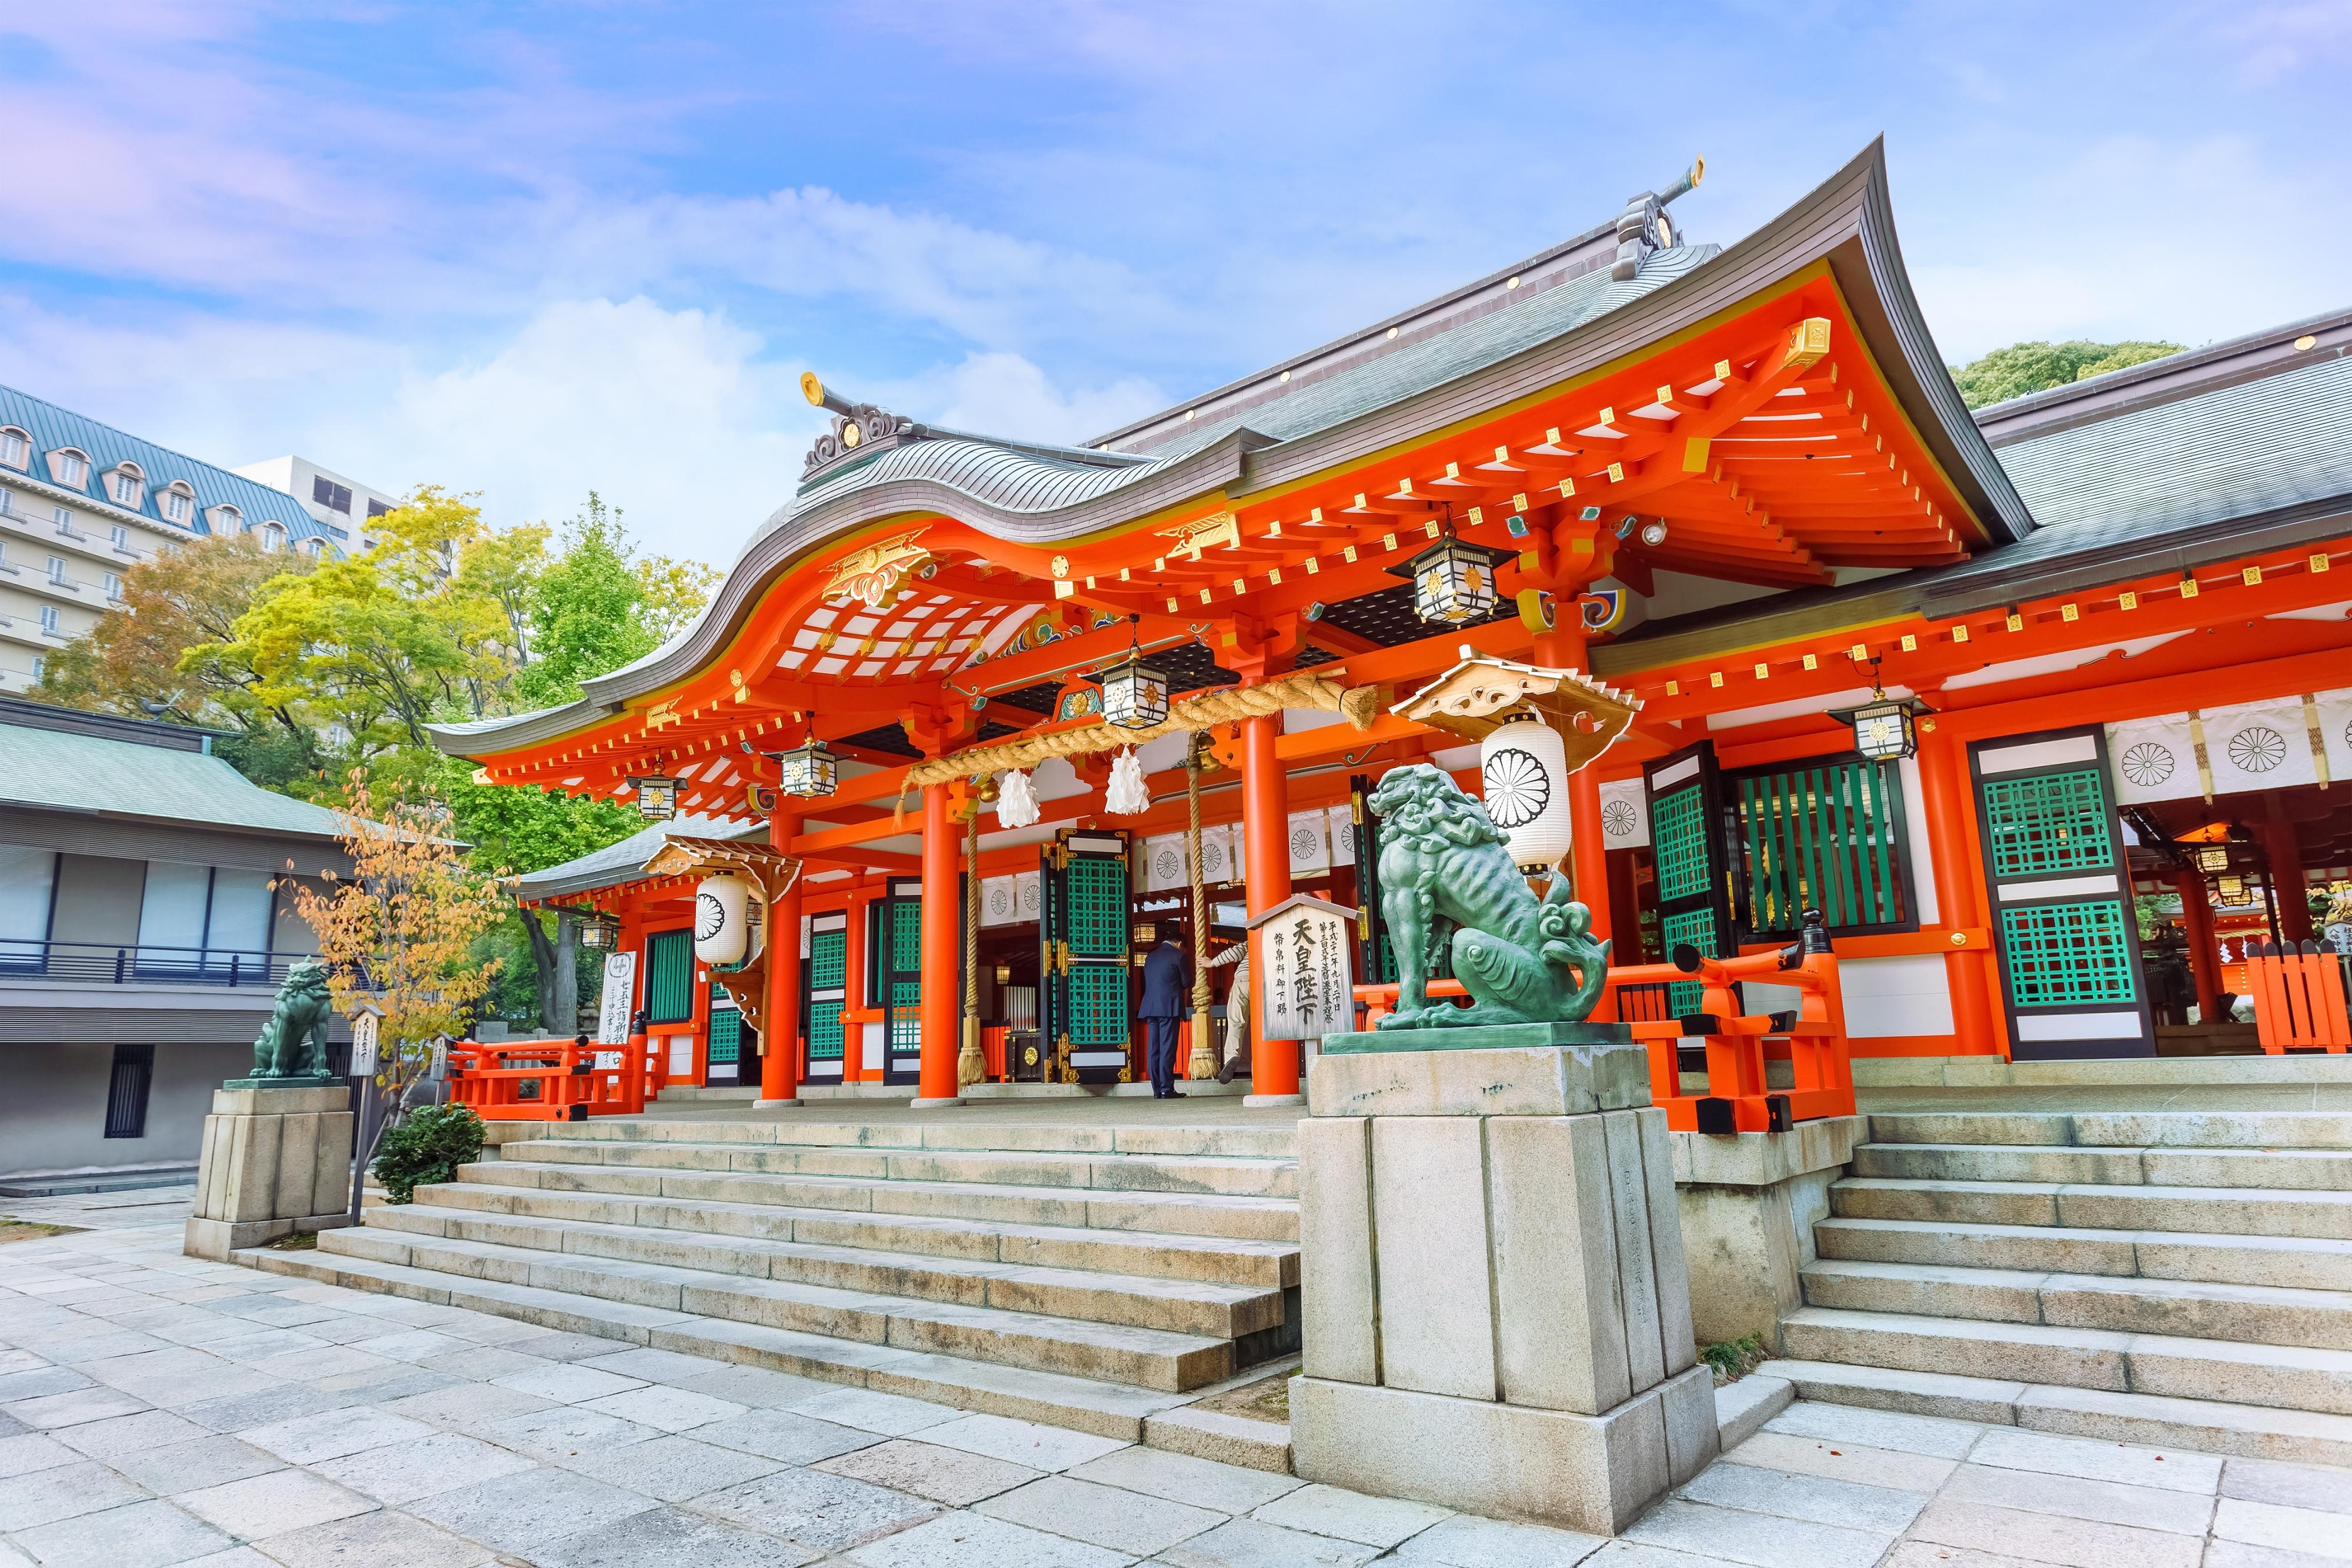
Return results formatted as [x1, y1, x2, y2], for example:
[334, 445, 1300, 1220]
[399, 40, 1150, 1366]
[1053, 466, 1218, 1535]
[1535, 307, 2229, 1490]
[1041, 831, 1133, 1084]
[1645, 740, 1736, 1016]
[804, 911, 848, 1082]
[871, 877, 927, 1084]
[1971, 729, 2154, 1059]
[706, 982, 743, 1082]
[644, 929, 695, 1025]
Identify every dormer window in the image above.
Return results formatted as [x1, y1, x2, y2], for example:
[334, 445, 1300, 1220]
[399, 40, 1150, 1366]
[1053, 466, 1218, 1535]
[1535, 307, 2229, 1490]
[51, 449, 90, 488]
[211, 503, 242, 534]
[0, 429, 27, 469]
[302, 537, 326, 558]
[161, 486, 193, 524]
[260, 522, 287, 552]
[106, 464, 144, 510]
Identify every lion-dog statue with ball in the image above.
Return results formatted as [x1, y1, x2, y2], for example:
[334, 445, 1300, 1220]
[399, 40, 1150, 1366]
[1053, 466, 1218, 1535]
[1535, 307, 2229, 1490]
[1368, 763, 1612, 1029]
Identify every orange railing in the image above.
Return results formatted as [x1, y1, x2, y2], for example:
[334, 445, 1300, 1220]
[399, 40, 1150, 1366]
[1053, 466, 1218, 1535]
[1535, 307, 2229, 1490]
[2247, 942, 2352, 1054]
[1606, 913, 1853, 1133]
[447, 1037, 657, 1121]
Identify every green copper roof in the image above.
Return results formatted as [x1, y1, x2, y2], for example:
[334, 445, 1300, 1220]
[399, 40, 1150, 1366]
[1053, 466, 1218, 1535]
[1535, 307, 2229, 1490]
[0, 717, 346, 839]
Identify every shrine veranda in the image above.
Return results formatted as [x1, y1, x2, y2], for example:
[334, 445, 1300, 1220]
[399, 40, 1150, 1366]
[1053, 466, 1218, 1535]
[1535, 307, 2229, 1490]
[439, 142, 2352, 1106]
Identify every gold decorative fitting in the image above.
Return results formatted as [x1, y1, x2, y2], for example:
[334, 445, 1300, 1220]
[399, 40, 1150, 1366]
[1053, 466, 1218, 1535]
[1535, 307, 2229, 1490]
[2006, 612, 2024, 632]
[1802, 653, 1818, 671]
[2314, 554, 2333, 573]
[2181, 576, 2201, 598]
[1050, 554, 1069, 579]
[1709, 671, 1723, 687]
[2244, 566, 2263, 586]
[1784, 317, 1833, 370]
[1950, 930, 1967, 946]
[1157, 511, 1239, 557]
[2061, 604, 2079, 622]
[823, 529, 932, 609]
[2296, 335, 2318, 351]
[1899, 634, 1917, 652]
[1952, 624, 1970, 643]
[2120, 591, 2139, 611]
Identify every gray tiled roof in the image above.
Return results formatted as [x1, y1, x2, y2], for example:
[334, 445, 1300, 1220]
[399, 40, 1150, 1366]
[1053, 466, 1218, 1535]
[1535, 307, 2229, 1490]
[514, 813, 765, 901]
[1993, 352, 2352, 541]
[0, 718, 345, 838]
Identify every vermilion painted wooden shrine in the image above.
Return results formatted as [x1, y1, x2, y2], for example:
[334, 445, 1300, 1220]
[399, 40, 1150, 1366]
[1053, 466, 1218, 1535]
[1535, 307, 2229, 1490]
[432, 142, 2352, 1122]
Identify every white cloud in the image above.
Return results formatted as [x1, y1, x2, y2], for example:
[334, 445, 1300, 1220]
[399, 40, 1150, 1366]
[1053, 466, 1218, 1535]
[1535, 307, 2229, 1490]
[894, 351, 1165, 446]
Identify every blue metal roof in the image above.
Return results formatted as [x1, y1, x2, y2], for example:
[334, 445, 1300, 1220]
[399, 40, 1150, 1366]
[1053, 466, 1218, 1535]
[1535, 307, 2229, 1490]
[0, 383, 345, 550]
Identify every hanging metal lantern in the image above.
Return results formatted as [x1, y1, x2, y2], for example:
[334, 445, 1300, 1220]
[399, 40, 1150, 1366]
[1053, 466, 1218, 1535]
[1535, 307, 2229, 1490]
[626, 775, 680, 821]
[1096, 615, 1170, 730]
[1404, 530, 1507, 625]
[578, 914, 619, 951]
[1829, 670, 1923, 763]
[771, 734, 838, 797]
[2194, 844, 2230, 873]
[1479, 713, 1575, 871]
[2217, 873, 2249, 904]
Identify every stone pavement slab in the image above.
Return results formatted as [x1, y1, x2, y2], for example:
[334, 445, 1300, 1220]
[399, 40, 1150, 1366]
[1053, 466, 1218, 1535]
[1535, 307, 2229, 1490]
[975, 1471, 1225, 1553]
[815, 1436, 1041, 1505]
[18, 1202, 2352, 1568]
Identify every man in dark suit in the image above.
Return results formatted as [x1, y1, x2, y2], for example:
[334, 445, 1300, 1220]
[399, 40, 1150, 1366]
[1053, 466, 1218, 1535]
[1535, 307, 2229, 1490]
[1139, 937, 1190, 1098]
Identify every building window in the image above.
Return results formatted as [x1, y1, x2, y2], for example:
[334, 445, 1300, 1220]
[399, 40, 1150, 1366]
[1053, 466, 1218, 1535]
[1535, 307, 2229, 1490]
[0, 429, 26, 468]
[28, 654, 44, 682]
[107, 467, 143, 509]
[302, 537, 325, 558]
[52, 506, 71, 531]
[213, 504, 242, 532]
[137, 861, 274, 977]
[0, 485, 11, 512]
[0, 845, 56, 968]
[366, 498, 392, 519]
[46, 556, 66, 584]
[312, 476, 353, 514]
[54, 451, 88, 486]
[111, 524, 131, 551]
[105, 573, 122, 601]
[39, 605, 59, 634]
[161, 489, 192, 524]
[260, 522, 286, 552]
[1729, 754, 1919, 937]
[103, 1045, 155, 1138]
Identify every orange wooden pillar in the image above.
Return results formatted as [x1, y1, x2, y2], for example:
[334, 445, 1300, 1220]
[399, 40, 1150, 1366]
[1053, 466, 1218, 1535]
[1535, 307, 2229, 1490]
[1240, 711, 1301, 1101]
[2173, 868, 2224, 1024]
[760, 810, 804, 1107]
[2266, 796, 2314, 944]
[914, 782, 963, 1105]
[1916, 723, 2002, 1057]
[1534, 623, 1611, 949]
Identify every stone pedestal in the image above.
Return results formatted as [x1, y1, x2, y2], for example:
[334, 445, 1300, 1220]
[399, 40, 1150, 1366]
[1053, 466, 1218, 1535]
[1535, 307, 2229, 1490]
[1292, 1026, 1718, 1535]
[1672, 1115, 1863, 1350]
[183, 1085, 356, 1260]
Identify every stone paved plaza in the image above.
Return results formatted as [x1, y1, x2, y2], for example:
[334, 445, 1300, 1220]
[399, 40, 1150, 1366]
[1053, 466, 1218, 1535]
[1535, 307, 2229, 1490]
[3, 1192, 2348, 1568]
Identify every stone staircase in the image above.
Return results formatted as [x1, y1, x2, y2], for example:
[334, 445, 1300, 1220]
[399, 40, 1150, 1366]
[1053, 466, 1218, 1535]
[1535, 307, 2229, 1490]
[1760, 1107, 2352, 1463]
[239, 1116, 1300, 1445]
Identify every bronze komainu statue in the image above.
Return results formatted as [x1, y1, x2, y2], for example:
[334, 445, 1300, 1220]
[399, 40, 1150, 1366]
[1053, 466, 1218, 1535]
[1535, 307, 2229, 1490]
[1368, 763, 1612, 1029]
[249, 958, 336, 1080]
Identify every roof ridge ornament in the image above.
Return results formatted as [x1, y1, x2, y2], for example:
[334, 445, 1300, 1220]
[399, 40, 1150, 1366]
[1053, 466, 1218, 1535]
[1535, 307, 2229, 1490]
[1611, 157, 1704, 282]
[799, 372, 930, 486]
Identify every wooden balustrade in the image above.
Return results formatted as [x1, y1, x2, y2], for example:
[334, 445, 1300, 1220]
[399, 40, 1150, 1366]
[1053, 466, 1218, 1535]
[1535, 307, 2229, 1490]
[446, 1036, 659, 1121]
[2247, 942, 2352, 1054]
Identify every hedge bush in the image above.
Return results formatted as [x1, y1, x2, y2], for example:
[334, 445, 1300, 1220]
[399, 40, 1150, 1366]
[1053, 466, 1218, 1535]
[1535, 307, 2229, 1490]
[372, 1104, 487, 1203]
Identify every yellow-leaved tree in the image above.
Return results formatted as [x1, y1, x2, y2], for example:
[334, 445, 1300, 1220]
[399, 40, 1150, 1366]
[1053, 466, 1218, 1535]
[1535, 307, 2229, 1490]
[294, 769, 512, 1109]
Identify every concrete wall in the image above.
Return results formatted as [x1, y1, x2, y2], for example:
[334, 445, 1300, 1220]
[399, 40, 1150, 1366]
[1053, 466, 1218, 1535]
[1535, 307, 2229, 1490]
[0, 1041, 248, 1176]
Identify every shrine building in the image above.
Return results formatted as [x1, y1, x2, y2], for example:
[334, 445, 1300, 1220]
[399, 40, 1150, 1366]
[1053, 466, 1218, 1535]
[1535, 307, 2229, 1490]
[432, 141, 2352, 1105]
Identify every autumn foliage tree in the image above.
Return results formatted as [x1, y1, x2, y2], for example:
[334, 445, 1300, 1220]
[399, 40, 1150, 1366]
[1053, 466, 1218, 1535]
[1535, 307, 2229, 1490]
[293, 769, 512, 1107]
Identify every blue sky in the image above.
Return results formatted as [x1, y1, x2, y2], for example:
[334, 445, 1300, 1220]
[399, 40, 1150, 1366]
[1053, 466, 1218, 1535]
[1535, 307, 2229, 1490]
[1, 2, 2344, 566]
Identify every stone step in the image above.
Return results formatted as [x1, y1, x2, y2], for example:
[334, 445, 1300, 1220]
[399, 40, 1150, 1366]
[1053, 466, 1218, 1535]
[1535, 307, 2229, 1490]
[413, 1179, 1299, 1289]
[364, 1201, 1287, 1339]
[462, 1159, 1301, 1243]
[1815, 1215, 2352, 1291]
[1830, 1176, 2352, 1239]
[238, 1245, 1188, 1440]
[525, 1118, 1299, 1161]
[1799, 1258, 2352, 1351]
[315, 1224, 1235, 1392]
[496, 1137, 1299, 1199]
[1852, 1141, 2352, 1189]
[1752, 1356, 2352, 1467]
[1866, 1111, 2352, 1151]
[1779, 1305, 2352, 1417]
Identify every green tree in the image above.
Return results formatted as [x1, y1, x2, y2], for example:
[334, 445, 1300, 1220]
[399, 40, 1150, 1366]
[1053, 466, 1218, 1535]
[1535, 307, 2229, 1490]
[518, 493, 717, 709]
[1949, 339, 2184, 409]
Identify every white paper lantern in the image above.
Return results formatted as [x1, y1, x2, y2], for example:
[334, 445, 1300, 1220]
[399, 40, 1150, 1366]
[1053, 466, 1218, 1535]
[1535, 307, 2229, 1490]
[695, 875, 751, 965]
[1480, 716, 1575, 871]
